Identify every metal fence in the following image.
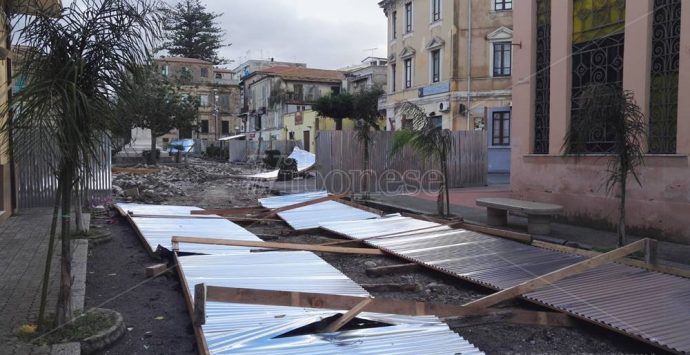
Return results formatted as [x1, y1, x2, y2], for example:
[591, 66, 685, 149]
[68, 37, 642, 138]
[16, 139, 112, 208]
[227, 140, 300, 162]
[316, 130, 487, 194]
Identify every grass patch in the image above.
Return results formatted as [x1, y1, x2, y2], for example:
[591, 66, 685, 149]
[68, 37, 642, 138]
[18, 311, 114, 345]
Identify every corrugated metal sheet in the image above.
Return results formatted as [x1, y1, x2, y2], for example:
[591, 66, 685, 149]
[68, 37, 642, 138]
[178, 251, 483, 354]
[320, 217, 690, 354]
[277, 200, 379, 230]
[115, 203, 216, 218]
[131, 217, 261, 255]
[258, 190, 328, 209]
[245, 147, 316, 180]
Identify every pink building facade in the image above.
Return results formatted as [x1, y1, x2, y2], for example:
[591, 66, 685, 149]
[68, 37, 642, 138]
[511, 0, 690, 244]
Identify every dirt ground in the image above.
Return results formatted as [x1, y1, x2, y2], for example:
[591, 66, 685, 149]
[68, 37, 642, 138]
[85, 213, 196, 355]
[99, 158, 664, 354]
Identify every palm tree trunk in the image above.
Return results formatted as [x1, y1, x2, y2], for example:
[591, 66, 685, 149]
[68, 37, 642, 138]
[37, 187, 61, 330]
[618, 177, 627, 247]
[442, 157, 450, 217]
[55, 166, 74, 326]
[362, 135, 369, 200]
[149, 133, 157, 165]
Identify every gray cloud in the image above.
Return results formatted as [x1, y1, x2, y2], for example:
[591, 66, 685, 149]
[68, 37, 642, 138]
[167, 0, 388, 69]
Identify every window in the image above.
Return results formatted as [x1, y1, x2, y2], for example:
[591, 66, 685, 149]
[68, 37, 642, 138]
[492, 111, 510, 146]
[391, 63, 396, 92]
[431, 0, 441, 22]
[494, 0, 512, 11]
[162, 138, 169, 143]
[199, 95, 209, 107]
[431, 115, 442, 129]
[493, 42, 511, 77]
[404, 59, 412, 88]
[200, 67, 208, 78]
[392, 11, 398, 39]
[405, 2, 412, 33]
[293, 84, 304, 101]
[200, 120, 209, 133]
[431, 50, 440, 83]
[161, 65, 169, 76]
[221, 121, 230, 134]
[331, 86, 341, 95]
[215, 72, 222, 79]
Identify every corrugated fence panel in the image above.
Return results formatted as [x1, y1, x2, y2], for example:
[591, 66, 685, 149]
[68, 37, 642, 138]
[316, 130, 487, 194]
[17, 138, 112, 208]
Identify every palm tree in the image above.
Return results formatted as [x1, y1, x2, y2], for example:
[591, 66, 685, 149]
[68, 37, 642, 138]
[5, 0, 160, 326]
[351, 87, 384, 199]
[563, 84, 646, 247]
[391, 102, 453, 216]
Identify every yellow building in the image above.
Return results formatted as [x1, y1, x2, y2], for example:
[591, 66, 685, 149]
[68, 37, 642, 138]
[282, 110, 356, 153]
[379, 0, 514, 174]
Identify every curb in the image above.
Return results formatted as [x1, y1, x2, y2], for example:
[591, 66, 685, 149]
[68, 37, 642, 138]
[79, 309, 126, 355]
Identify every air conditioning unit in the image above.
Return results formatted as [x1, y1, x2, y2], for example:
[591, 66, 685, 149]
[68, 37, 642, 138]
[439, 101, 451, 112]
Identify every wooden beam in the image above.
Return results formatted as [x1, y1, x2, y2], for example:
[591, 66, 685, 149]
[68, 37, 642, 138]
[145, 263, 168, 278]
[196, 284, 570, 327]
[463, 239, 648, 309]
[321, 297, 373, 333]
[645, 239, 658, 265]
[365, 263, 420, 277]
[171, 236, 384, 255]
[532, 239, 690, 279]
[194, 283, 207, 326]
[265, 193, 349, 216]
[456, 222, 533, 244]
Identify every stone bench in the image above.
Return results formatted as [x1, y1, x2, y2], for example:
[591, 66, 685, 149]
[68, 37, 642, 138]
[476, 197, 563, 235]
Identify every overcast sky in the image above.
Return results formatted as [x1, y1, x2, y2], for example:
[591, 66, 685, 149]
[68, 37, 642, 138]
[170, 0, 388, 70]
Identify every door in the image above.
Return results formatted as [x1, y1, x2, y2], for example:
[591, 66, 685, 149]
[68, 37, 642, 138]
[302, 130, 310, 152]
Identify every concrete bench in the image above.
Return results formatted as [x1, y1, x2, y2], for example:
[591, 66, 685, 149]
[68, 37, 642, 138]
[476, 197, 563, 235]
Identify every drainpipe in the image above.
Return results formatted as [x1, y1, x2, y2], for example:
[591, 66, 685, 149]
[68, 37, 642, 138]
[466, 0, 472, 130]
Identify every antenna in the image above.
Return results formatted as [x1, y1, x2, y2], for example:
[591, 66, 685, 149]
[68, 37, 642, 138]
[362, 47, 378, 58]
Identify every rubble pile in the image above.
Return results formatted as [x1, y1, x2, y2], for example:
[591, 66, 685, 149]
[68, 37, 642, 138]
[112, 158, 246, 203]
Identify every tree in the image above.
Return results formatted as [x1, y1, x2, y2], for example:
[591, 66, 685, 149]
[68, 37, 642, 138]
[6, 0, 160, 327]
[313, 87, 384, 198]
[161, 0, 227, 64]
[563, 84, 646, 247]
[313, 92, 353, 131]
[117, 64, 199, 165]
[391, 102, 453, 216]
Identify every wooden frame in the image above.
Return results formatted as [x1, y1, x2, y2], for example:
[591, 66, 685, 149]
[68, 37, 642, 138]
[192, 284, 572, 328]
[171, 236, 385, 255]
[463, 239, 649, 309]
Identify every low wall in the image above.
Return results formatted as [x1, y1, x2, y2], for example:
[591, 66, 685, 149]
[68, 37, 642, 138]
[511, 154, 690, 245]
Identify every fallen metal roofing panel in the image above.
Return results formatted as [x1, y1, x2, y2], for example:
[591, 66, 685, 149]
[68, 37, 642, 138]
[277, 200, 379, 230]
[178, 251, 482, 354]
[115, 202, 216, 218]
[320, 217, 690, 354]
[258, 190, 328, 209]
[244, 147, 316, 180]
[131, 216, 261, 255]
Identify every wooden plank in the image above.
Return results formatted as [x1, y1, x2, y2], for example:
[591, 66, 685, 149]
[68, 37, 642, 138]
[463, 239, 648, 309]
[532, 239, 690, 279]
[321, 297, 373, 333]
[174, 254, 210, 355]
[194, 283, 207, 326]
[268, 193, 348, 215]
[171, 236, 384, 255]
[145, 263, 168, 278]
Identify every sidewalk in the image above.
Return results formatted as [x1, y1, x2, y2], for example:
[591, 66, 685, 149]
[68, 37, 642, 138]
[0, 208, 86, 355]
[369, 186, 690, 269]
